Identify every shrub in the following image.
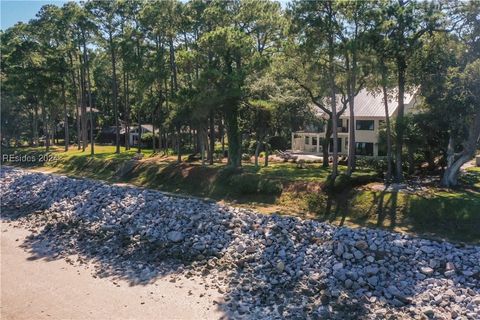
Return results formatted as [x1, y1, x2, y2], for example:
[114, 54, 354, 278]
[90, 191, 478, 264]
[356, 157, 388, 174]
[229, 174, 260, 194]
[227, 173, 282, 196]
[305, 193, 327, 214]
[242, 153, 252, 161]
[268, 136, 288, 151]
[258, 179, 283, 195]
[141, 132, 154, 148]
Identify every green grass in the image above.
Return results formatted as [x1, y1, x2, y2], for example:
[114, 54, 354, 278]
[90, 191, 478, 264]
[3, 145, 480, 243]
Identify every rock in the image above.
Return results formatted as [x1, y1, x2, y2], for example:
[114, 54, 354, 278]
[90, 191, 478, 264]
[423, 307, 435, 317]
[444, 270, 456, 277]
[245, 246, 256, 254]
[333, 263, 344, 271]
[167, 231, 184, 243]
[355, 240, 368, 251]
[353, 250, 364, 260]
[2, 167, 480, 320]
[420, 267, 434, 276]
[366, 265, 379, 275]
[446, 261, 455, 271]
[342, 252, 354, 260]
[344, 279, 353, 288]
[367, 276, 379, 287]
[420, 246, 435, 254]
[334, 243, 345, 256]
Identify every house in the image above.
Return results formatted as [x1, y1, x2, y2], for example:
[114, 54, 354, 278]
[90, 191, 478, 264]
[291, 89, 419, 157]
[122, 124, 154, 147]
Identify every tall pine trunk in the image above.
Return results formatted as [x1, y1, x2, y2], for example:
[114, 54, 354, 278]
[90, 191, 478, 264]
[225, 105, 241, 168]
[209, 110, 215, 165]
[83, 37, 94, 156]
[382, 81, 393, 182]
[322, 120, 332, 168]
[109, 30, 120, 154]
[62, 82, 69, 151]
[394, 57, 406, 182]
[79, 50, 87, 152]
[346, 52, 357, 176]
[124, 72, 130, 150]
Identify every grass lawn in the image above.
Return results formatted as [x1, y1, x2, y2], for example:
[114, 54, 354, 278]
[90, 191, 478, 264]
[2, 145, 479, 243]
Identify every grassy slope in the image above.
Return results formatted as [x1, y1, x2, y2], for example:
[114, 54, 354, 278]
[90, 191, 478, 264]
[2, 146, 479, 243]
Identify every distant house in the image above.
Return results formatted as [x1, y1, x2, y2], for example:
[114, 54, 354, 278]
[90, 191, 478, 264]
[291, 89, 419, 157]
[122, 124, 154, 147]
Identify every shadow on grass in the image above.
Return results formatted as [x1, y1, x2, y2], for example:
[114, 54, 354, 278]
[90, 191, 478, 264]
[310, 188, 480, 244]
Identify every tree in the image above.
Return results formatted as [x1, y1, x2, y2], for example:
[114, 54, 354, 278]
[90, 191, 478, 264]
[383, 0, 446, 182]
[87, 0, 121, 154]
[288, 0, 346, 181]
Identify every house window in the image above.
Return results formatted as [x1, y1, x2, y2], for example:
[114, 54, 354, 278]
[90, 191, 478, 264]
[329, 138, 342, 153]
[355, 142, 374, 156]
[305, 136, 310, 145]
[312, 137, 317, 146]
[356, 120, 374, 130]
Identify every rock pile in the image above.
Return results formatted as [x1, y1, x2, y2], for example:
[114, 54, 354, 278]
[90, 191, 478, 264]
[1, 167, 479, 319]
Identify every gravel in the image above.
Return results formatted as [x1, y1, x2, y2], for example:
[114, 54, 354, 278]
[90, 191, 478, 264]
[1, 167, 479, 319]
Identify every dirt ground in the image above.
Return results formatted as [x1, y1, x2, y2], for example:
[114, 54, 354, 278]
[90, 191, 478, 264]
[0, 221, 225, 320]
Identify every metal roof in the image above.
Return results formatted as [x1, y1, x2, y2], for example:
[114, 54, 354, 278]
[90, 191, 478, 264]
[314, 89, 417, 118]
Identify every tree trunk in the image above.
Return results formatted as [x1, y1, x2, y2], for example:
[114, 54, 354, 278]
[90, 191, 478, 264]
[264, 143, 269, 167]
[109, 30, 120, 154]
[83, 37, 94, 156]
[177, 127, 181, 163]
[381, 65, 393, 182]
[394, 56, 407, 182]
[68, 52, 80, 150]
[79, 50, 87, 152]
[225, 106, 241, 168]
[209, 110, 215, 165]
[327, 11, 338, 181]
[137, 118, 141, 154]
[254, 139, 261, 167]
[220, 118, 225, 157]
[441, 110, 480, 187]
[41, 104, 50, 152]
[346, 48, 357, 176]
[33, 104, 39, 147]
[322, 120, 332, 168]
[200, 128, 205, 166]
[124, 73, 130, 150]
[152, 116, 156, 153]
[62, 82, 69, 151]
[407, 144, 415, 174]
[169, 37, 178, 94]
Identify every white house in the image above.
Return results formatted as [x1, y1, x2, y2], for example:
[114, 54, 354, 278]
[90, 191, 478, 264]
[122, 124, 154, 146]
[291, 89, 419, 157]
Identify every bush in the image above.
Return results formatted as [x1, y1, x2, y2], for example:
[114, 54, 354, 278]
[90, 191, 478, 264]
[268, 136, 288, 151]
[325, 173, 378, 193]
[242, 153, 251, 161]
[305, 193, 328, 214]
[258, 179, 283, 195]
[356, 157, 388, 174]
[141, 132, 154, 148]
[229, 174, 260, 194]
[227, 173, 282, 195]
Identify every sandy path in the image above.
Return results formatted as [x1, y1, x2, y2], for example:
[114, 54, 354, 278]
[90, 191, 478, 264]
[0, 222, 225, 320]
